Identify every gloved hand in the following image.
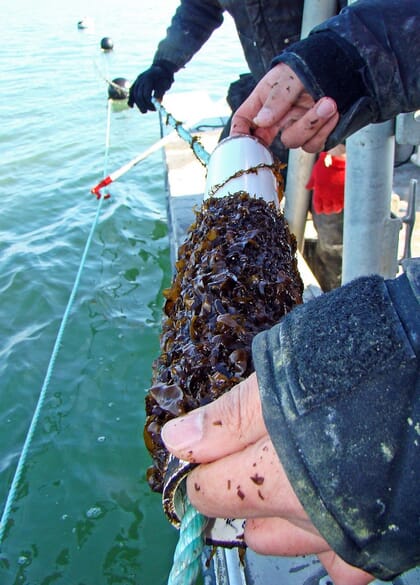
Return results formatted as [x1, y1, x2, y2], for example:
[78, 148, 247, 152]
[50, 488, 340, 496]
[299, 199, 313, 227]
[128, 59, 177, 113]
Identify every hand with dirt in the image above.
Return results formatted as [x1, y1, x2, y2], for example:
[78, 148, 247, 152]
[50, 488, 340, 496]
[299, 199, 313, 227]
[162, 372, 374, 585]
[230, 63, 339, 153]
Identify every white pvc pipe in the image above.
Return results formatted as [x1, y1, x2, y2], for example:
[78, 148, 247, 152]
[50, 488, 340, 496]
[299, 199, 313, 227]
[205, 135, 280, 206]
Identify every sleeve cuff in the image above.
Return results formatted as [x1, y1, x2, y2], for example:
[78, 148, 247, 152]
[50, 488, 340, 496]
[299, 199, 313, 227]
[252, 274, 419, 580]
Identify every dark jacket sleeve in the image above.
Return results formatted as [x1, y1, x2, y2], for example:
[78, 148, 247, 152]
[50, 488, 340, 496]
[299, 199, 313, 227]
[273, 0, 420, 148]
[252, 258, 420, 581]
[153, 0, 224, 70]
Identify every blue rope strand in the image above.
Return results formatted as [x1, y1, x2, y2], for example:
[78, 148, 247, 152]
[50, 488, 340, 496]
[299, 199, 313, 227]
[0, 197, 105, 544]
[151, 98, 210, 166]
[0, 100, 112, 545]
[167, 498, 207, 585]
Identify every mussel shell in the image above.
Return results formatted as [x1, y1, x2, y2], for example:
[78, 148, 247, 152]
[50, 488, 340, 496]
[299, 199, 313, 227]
[163, 455, 246, 547]
[145, 192, 304, 496]
[162, 455, 196, 528]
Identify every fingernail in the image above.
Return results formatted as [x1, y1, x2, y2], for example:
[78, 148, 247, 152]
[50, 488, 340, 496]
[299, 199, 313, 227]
[316, 99, 336, 118]
[253, 107, 272, 126]
[161, 411, 204, 450]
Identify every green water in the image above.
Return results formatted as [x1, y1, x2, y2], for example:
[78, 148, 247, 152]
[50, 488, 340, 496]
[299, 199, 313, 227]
[0, 1, 246, 582]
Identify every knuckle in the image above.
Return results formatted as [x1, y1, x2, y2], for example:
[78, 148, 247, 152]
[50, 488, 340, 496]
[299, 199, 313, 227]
[210, 376, 258, 444]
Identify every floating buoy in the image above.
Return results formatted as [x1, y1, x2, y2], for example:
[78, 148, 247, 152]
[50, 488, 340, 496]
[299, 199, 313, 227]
[101, 37, 114, 51]
[108, 77, 130, 100]
[77, 17, 94, 30]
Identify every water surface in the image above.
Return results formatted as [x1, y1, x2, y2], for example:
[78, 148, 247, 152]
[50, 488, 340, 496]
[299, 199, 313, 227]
[0, 2, 246, 583]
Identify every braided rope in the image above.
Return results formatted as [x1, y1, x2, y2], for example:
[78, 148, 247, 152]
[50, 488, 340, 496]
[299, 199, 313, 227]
[151, 98, 210, 166]
[167, 497, 207, 585]
[0, 100, 112, 545]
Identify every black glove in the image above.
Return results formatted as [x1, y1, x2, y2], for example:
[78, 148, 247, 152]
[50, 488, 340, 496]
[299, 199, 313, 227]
[128, 60, 177, 113]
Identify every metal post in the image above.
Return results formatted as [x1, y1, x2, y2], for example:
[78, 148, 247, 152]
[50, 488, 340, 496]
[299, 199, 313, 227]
[341, 0, 401, 284]
[284, 0, 337, 249]
[300, 0, 337, 38]
[342, 121, 400, 283]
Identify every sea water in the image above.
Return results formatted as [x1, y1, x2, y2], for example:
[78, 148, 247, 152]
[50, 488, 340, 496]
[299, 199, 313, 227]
[0, 1, 246, 583]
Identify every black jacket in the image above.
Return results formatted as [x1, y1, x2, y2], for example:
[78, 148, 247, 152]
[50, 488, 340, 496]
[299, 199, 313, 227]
[275, 0, 420, 148]
[254, 255, 420, 582]
[153, 0, 346, 82]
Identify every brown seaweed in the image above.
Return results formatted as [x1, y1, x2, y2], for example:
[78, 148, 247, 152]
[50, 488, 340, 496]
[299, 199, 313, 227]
[144, 191, 304, 492]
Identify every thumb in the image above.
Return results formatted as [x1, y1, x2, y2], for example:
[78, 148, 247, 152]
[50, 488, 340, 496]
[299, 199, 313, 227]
[161, 372, 266, 463]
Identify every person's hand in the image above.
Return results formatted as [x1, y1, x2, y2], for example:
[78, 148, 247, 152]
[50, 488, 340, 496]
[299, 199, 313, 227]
[128, 60, 176, 113]
[230, 63, 339, 153]
[162, 373, 374, 585]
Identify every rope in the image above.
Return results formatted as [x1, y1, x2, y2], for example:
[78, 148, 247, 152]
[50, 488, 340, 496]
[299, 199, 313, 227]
[167, 498, 207, 585]
[94, 71, 211, 165]
[151, 98, 210, 167]
[0, 100, 113, 545]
